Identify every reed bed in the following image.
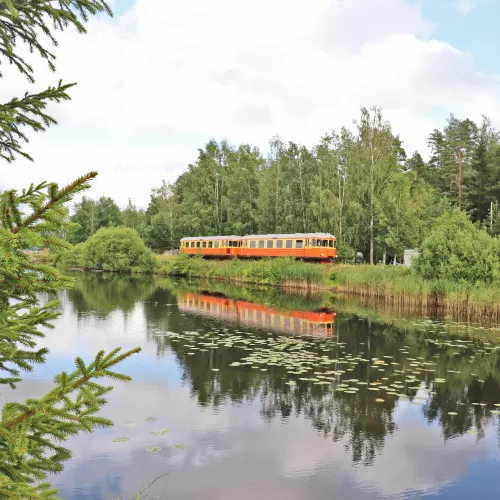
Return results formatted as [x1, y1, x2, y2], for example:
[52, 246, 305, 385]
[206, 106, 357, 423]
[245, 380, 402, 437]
[331, 264, 500, 322]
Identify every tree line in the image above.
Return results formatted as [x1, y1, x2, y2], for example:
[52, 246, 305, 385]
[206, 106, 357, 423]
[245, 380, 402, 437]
[69, 108, 500, 264]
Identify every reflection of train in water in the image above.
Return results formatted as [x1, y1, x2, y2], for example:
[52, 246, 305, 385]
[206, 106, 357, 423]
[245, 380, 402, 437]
[177, 291, 335, 337]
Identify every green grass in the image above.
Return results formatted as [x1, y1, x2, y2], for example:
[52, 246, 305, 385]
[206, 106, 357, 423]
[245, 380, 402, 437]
[160, 258, 500, 313]
[26, 250, 53, 264]
[159, 254, 326, 287]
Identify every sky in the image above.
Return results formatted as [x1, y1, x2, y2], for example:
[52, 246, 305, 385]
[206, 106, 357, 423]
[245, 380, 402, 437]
[2, 0, 500, 209]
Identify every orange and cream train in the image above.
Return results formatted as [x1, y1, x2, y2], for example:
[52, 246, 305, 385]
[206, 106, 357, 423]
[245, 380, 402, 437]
[179, 233, 337, 262]
[177, 291, 335, 337]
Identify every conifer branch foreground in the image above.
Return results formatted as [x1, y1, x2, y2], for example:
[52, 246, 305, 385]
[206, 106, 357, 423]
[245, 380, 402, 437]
[0, 0, 145, 498]
[0, 0, 112, 82]
[0, 174, 142, 499]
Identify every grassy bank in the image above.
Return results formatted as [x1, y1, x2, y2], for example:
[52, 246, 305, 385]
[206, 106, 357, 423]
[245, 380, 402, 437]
[26, 250, 53, 264]
[158, 254, 326, 288]
[330, 264, 500, 322]
[158, 256, 500, 321]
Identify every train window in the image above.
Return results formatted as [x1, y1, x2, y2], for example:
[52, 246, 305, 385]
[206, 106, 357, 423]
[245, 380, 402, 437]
[267, 240, 273, 249]
[250, 240, 256, 248]
[190, 242, 194, 248]
[296, 240, 303, 248]
[276, 240, 283, 248]
[329, 240, 335, 248]
[312, 239, 317, 246]
[258, 240, 264, 248]
[286, 240, 293, 248]
[214, 241, 219, 248]
[322, 239, 328, 246]
[196, 242, 201, 248]
[202, 241, 206, 248]
[208, 241, 212, 248]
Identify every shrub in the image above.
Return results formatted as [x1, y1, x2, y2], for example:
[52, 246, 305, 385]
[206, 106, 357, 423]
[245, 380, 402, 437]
[52, 243, 85, 268]
[81, 227, 156, 273]
[336, 241, 356, 264]
[413, 209, 500, 285]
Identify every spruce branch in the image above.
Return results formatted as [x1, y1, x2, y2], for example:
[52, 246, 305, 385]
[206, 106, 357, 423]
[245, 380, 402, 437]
[0, 82, 75, 163]
[0, 0, 113, 82]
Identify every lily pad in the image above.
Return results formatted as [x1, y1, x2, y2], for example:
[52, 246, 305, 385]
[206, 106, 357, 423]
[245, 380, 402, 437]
[174, 443, 186, 449]
[113, 437, 129, 442]
[146, 445, 161, 453]
[145, 417, 157, 422]
[150, 428, 170, 436]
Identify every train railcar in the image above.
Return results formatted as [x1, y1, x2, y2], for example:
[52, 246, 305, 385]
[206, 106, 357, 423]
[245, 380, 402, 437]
[239, 233, 336, 262]
[179, 232, 337, 262]
[177, 291, 335, 337]
[179, 236, 241, 258]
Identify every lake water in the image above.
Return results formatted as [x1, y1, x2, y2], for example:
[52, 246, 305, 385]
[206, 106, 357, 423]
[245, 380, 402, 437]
[7, 272, 500, 499]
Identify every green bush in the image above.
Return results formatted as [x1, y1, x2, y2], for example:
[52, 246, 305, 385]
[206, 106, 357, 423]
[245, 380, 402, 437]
[336, 241, 356, 263]
[81, 227, 156, 273]
[413, 209, 500, 285]
[51, 243, 85, 268]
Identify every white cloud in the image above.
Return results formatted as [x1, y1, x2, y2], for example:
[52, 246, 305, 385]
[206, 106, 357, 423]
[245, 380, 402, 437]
[2, 0, 499, 209]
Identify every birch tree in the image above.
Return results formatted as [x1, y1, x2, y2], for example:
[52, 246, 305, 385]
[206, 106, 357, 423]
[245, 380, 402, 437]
[355, 106, 402, 264]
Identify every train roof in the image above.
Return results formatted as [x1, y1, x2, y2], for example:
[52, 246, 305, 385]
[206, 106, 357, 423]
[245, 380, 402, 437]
[241, 233, 336, 239]
[181, 233, 336, 240]
[180, 235, 241, 241]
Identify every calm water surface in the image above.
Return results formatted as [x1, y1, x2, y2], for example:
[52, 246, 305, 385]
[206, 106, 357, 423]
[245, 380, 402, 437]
[7, 273, 500, 499]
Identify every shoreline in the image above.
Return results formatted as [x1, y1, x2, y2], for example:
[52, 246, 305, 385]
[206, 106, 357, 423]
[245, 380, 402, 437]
[64, 256, 500, 323]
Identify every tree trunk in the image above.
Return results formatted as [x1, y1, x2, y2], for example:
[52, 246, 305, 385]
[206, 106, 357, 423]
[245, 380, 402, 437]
[369, 117, 375, 265]
[457, 148, 463, 210]
[369, 214, 374, 265]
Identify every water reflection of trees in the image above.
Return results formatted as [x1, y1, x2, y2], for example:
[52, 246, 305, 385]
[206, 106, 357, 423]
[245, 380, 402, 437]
[64, 272, 160, 317]
[63, 273, 500, 466]
[155, 313, 500, 466]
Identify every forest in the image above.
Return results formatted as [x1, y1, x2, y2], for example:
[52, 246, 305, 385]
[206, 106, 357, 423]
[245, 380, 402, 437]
[67, 106, 500, 264]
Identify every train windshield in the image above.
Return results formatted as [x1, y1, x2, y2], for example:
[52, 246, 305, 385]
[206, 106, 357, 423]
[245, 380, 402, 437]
[329, 240, 335, 248]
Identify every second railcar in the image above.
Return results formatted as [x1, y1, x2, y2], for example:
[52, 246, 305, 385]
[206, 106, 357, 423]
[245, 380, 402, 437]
[239, 233, 336, 262]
